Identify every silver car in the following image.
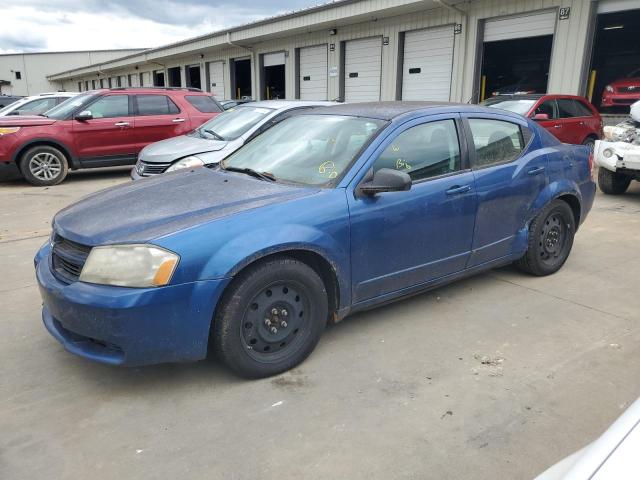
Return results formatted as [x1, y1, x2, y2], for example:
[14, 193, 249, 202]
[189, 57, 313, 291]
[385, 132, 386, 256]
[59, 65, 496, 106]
[131, 100, 337, 179]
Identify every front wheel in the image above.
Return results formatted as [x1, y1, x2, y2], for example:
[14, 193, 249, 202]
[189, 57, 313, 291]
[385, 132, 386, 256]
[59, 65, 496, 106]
[598, 168, 630, 195]
[515, 200, 576, 276]
[581, 137, 596, 150]
[20, 145, 69, 186]
[213, 257, 328, 378]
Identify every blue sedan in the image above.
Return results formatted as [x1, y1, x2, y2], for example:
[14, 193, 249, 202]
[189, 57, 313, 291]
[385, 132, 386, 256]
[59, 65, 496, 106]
[35, 102, 596, 378]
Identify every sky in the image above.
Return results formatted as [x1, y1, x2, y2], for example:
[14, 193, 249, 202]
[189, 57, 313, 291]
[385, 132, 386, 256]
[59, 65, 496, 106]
[1, 0, 325, 54]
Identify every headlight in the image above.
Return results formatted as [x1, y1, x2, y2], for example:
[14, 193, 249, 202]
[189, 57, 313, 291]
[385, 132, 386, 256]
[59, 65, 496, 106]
[605, 85, 614, 92]
[0, 127, 20, 135]
[79, 244, 179, 288]
[602, 148, 614, 158]
[166, 155, 205, 172]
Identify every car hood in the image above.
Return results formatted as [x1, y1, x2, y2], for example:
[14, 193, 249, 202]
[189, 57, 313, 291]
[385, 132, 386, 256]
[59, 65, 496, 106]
[0, 115, 57, 126]
[140, 133, 228, 164]
[611, 77, 640, 87]
[53, 168, 318, 245]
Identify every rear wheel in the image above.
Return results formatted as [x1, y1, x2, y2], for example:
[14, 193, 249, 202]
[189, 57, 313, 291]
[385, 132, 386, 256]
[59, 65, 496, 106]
[213, 256, 328, 378]
[598, 168, 630, 195]
[20, 145, 68, 186]
[581, 137, 596, 150]
[515, 200, 575, 276]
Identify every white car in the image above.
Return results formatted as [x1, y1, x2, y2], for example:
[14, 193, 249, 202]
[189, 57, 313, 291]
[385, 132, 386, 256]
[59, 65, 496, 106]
[535, 397, 640, 479]
[594, 100, 640, 194]
[0, 92, 79, 117]
[131, 100, 337, 179]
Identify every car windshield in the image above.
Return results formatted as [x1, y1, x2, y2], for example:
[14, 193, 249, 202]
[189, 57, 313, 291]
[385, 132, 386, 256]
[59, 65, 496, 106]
[196, 106, 274, 141]
[483, 98, 536, 116]
[626, 68, 640, 78]
[221, 114, 386, 186]
[44, 92, 97, 119]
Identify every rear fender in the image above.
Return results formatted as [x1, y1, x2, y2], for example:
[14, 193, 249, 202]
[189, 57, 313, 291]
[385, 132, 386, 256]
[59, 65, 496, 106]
[530, 179, 582, 226]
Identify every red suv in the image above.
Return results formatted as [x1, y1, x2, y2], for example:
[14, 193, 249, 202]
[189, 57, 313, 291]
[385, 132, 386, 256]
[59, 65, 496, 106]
[0, 88, 222, 186]
[483, 94, 602, 148]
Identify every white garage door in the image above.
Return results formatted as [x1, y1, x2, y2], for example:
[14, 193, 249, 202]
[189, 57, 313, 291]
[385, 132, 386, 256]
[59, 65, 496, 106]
[344, 37, 382, 102]
[264, 52, 285, 67]
[299, 45, 328, 100]
[140, 72, 151, 87]
[208, 62, 225, 99]
[129, 74, 139, 87]
[484, 10, 556, 42]
[401, 26, 454, 101]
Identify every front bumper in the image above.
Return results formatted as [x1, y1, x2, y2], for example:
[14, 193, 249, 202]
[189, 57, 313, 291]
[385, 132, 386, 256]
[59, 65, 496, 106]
[35, 244, 230, 366]
[601, 92, 640, 107]
[594, 141, 640, 173]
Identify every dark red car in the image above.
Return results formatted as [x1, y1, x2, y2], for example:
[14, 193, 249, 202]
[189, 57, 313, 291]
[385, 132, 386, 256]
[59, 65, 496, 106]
[482, 94, 602, 148]
[0, 88, 222, 186]
[601, 69, 640, 108]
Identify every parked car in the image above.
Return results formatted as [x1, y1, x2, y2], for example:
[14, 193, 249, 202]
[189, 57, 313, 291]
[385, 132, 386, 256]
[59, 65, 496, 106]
[132, 100, 337, 179]
[490, 75, 547, 96]
[0, 94, 22, 108]
[35, 102, 595, 378]
[0, 92, 78, 117]
[593, 100, 640, 195]
[483, 94, 602, 148]
[535, 397, 640, 479]
[0, 87, 222, 186]
[601, 68, 640, 108]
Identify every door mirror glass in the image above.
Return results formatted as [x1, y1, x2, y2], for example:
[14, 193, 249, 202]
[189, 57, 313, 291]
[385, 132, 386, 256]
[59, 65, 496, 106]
[75, 110, 93, 121]
[532, 113, 549, 121]
[359, 168, 412, 196]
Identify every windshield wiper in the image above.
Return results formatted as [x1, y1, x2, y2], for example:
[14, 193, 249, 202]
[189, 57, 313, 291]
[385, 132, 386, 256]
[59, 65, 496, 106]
[222, 165, 276, 182]
[202, 129, 225, 141]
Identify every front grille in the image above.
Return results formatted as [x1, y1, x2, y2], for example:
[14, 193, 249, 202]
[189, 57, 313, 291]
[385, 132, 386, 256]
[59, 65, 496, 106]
[138, 160, 171, 176]
[613, 98, 637, 105]
[617, 86, 640, 93]
[51, 234, 92, 283]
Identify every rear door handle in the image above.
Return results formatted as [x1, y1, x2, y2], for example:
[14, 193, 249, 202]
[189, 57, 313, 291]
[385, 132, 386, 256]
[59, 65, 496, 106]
[527, 166, 546, 176]
[172, 118, 186, 123]
[445, 185, 471, 195]
[114, 121, 130, 127]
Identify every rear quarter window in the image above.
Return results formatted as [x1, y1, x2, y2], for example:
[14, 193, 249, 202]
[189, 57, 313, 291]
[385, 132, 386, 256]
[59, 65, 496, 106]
[185, 95, 222, 113]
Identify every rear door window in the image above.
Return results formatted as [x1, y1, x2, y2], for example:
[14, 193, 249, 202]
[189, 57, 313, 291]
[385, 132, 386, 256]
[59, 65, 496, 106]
[185, 95, 222, 113]
[468, 118, 525, 168]
[571, 100, 594, 117]
[135, 95, 180, 116]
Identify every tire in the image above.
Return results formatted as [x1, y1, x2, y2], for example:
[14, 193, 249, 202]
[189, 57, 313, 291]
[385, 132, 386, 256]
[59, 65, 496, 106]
[581, 137, 596, 150]
[515, 200, 576, 276]
[213, 256, 328, 378]
[20, 145, 69, 186]
[598, 168, 630, 195]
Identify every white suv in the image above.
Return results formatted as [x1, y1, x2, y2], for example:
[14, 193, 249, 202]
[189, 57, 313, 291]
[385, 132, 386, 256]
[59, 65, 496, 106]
[0, 92, 79, 117]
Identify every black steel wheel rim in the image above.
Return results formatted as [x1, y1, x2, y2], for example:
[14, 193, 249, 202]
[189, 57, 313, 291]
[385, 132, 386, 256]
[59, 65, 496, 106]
[240, 281, 310, 361]
[539, 212, 567, 266]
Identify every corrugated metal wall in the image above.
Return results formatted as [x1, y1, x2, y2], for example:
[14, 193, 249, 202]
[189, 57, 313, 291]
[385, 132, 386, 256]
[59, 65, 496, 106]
[54, 0, 603, 103]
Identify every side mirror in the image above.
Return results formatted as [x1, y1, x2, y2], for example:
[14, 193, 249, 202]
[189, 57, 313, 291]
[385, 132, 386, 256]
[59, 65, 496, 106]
[358, 168, 412, 196]
[532, 113, 549, 121]
[75, 110, 93, 121]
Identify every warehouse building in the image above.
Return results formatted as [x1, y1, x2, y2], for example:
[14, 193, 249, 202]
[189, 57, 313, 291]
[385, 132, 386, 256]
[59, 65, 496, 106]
[0, 49, 147, 96]
[46, 0, 639, 111]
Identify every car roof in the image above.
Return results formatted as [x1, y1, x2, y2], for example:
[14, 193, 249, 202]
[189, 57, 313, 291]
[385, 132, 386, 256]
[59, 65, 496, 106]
[486, 94, 590, 102]
[306, 101, 522, 121]
[244, 100, 339, 110]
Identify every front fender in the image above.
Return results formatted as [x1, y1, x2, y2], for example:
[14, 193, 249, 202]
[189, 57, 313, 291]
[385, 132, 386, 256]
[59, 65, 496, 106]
[201, 224, 351, 309]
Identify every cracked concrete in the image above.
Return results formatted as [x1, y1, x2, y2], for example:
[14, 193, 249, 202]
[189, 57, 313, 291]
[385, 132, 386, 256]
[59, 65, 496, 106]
[0, 166, 639, 480]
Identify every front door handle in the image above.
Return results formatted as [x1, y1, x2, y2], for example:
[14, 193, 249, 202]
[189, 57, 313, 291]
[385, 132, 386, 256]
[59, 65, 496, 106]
[172, 118, 186, 123]
[527, 166, 546, 176]
[445, 185, 471, 195]
[114, 121, 130, 127]
[553, 124, 562, 129]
